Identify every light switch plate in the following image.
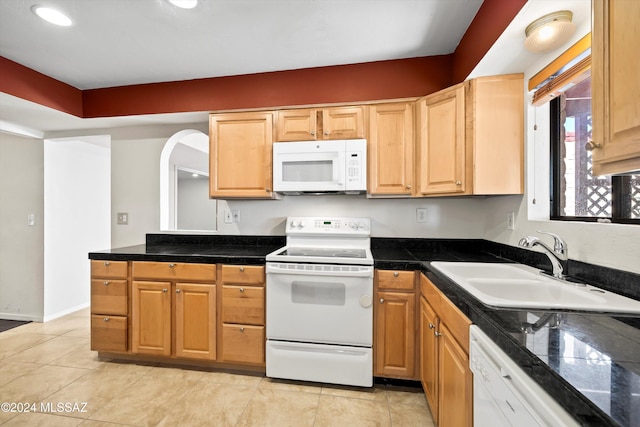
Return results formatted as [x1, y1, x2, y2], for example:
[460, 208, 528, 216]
[416, 208, 427, 223]
[507, 212, 515, 230]
[117, 212, 128, 225]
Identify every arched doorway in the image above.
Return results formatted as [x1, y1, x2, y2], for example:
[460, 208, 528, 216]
[160, 129, 215, 231]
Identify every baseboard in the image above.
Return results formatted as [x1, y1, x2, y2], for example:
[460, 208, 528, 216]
[42, 302, 90, 322]
[0, 312, 43, 322]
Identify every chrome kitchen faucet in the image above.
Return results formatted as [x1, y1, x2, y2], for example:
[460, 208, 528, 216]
[518, 231, 568, 279]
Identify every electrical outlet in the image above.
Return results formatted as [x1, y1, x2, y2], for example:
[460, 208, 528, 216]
[224, 210, 233, 224]
[231, 210, 240, 223]
[117, 212, 128, 225]
[416, 208, 427, 223]
[507, 212, 515, 230]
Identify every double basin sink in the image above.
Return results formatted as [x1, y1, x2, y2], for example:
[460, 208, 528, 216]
[430, 262, 640, 314]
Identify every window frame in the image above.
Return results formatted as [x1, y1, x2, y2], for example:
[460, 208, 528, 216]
[549, 97, 640, 224]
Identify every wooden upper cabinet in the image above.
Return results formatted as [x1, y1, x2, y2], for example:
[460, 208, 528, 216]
[416, 74, 524, 196]
[417, 85, 465, 195]
[209, 112, 274, 198]
[592, 0, 640, 175]
[368, 102, 415, 195]
[275, 106, 365, 141]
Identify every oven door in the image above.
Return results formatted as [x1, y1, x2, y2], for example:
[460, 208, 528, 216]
[266, 262, 373, 346]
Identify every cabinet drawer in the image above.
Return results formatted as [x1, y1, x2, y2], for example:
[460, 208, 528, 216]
[91, 260, 127, 279]
[91, 315, 127, 352]
[132, 261, 216, 281]
[91, 280, 128, 315]
[221, 324, 265, 365]
[376, 270, 415, 291]
[222, 285, 264, 325]
[221, 265, 264, 285]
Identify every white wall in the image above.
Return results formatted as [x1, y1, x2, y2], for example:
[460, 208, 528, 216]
[43, 137, 111, 320]
[177, 175, 216, 230]
[0, 133, 45, 321]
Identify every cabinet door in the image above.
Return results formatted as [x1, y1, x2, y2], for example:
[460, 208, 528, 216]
[592, 0, 640, 175]
[375, 291, 416, 379]
[175, 283, 216, 360]
[322, 106, 365, 140]
[209, 112, 274, 198]
[132, 281, 171, 356]
[417, 85, 466, 195]
[438, 324, 472, 427]
[420, 297, 439, 421]
[368, 103, 414, 195]
[276, 109, 317, 141]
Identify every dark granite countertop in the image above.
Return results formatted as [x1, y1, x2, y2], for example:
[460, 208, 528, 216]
[89, 235, 640, 427]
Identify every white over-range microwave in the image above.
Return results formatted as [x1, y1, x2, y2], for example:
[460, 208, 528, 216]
[272, 139, 367, 195]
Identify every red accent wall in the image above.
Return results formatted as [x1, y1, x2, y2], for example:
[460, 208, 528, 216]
[0, 56, 83, 117]
[82, 56, 454, 118]
[452, 0, 527, 83]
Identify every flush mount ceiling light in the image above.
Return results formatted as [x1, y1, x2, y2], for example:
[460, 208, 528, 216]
[167, 0, 198, 9]
[524, 10, 576, 53]
[31, 5, 73, 26]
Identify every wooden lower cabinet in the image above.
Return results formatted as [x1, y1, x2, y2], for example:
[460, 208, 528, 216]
[374, 269, 417, 380]
[175, 283, 216, 360]
[220, 265, 266, 366]
[420, 273, 472, 427]
[131, 262, 217, 361]
[90, 260, 129, 353]
[131, 281, 172, 356]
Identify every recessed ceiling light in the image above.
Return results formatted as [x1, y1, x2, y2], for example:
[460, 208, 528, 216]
[167, 0, 198, 9]
[31, 5, 73, 26]
[192, 173, 200, 178]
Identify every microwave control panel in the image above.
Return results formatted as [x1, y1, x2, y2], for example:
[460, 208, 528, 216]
[345, 139, 366, 190]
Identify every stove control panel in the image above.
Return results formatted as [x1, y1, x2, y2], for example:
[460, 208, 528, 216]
[286, 217, 370, 235]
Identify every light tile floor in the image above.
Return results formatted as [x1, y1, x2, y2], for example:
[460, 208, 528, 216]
[0, 308, 435, 426]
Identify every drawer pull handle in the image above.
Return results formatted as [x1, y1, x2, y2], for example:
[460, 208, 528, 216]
[239, 267, 245, 272]
[239, 288, 245, 293]
[103, 261, 110, 266]
[103, 317, 110, 322]
[428, 323, 434, 329]
[393, 272, 399, 277]
[176, 289, 181, 293]
[162, 288, 168, 293]
[239, 327, 245, 332]
[103, 281, 110, 286]
[168, 263, 176, 268]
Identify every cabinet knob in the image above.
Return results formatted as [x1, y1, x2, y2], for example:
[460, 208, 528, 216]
[239, 327, 245, 333]
[585, 140, 601, 151]
[324, 131, 329, 135]
[168, 263, 175, 268]
[393, 272, 399, 277]
[435, 331, 442, 337]
[239, 287, 245, 293]
[103, 281, 110, 286]
[103, 317, 110, 322]
[406, 185, 412, 190]
[176, 289, 181, 293]
[162, 288, 168, 293]
[239, 267, 245, 272]
[455, 180, 462, 186]
[265, 188, 271, 192]
[428, 323, 435, 329]
[379, 298, 384, 304]
[103, 261, 110, 266]
[310, 131, 315, 136]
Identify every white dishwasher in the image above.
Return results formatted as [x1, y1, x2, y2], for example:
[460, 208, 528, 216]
[469, 325, 579, 427]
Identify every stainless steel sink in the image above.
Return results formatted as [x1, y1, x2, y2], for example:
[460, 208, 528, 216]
[430, 262, 640, 314]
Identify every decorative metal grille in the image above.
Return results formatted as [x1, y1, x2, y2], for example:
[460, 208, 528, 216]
[580, 150, 612, 217]
[631, 176, 640, 219]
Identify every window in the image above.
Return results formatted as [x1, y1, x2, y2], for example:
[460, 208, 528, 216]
[550, 76, 640, 223]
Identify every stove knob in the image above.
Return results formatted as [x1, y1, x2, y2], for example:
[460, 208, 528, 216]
[290, 220, 299, 228]
[297, 221, 304, 229]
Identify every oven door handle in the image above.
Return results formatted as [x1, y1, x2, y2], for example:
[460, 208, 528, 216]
[266, 263, 373, 278]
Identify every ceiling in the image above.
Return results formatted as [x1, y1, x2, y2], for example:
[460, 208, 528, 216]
[0, 0, 592, 137]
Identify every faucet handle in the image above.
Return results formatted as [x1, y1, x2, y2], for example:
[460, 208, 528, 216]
[536, 230, 568, 258]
